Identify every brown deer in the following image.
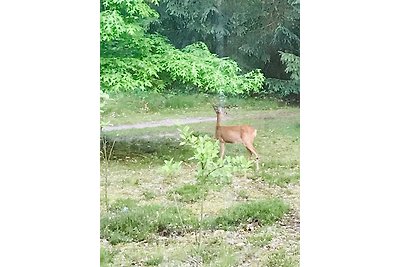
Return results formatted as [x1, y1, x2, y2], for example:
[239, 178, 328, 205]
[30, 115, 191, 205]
[213, 105, 260, 170]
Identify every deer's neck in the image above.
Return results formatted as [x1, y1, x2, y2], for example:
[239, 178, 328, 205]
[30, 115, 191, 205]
[216, 113, 222, 127]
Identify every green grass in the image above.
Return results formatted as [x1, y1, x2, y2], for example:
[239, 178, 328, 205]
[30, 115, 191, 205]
[263, 249, 297, 267]
[108, 198, 137, 212]
[100, 93, 299, 266]
[100, 200, 197, 244]
[101, 92, 287, 126]
[100, 246, 113, 267]
[143, 190, 157, 200]
[169, 183, 206, 203]
[262, 173, 300, 186]
[237, 189, 250, 200]
[193, 239, 237, 266]
[207, 198, 290, 230]
[248, 232, 274, 247]
[144, 255, 164, 266]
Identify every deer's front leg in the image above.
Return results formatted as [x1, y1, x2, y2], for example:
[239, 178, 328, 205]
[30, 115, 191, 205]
[219, 141, 225, 159]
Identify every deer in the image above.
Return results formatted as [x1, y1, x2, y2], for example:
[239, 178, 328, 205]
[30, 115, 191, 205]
[212, 105, 260, 171]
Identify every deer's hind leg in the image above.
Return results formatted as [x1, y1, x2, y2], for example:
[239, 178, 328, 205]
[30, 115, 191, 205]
[244, 142, 259, 171]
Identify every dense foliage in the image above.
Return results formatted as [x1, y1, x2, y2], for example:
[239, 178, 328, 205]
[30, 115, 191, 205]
[265, 51, 299, 100]
[100, 0, 265, 95]
[156, 0, 300, 99]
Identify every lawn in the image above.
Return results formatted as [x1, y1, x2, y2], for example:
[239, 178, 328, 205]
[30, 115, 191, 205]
[100, 93, 300, 266]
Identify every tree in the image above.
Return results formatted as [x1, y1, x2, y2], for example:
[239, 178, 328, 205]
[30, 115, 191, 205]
[100, 0, 265, 95]
[154, 0, 300, 99]
[265, 51, 300, 102]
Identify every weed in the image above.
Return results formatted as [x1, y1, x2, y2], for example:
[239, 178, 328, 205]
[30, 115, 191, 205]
[161, 158, 182, 177]
[207, 198, 289, 230]
[101, 136, 116, 212]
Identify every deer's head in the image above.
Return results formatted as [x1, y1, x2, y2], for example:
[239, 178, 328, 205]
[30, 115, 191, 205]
[212, 105, 226, 115]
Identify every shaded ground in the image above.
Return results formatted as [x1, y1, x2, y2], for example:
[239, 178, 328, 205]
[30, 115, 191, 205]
[102, 117, 217, 132]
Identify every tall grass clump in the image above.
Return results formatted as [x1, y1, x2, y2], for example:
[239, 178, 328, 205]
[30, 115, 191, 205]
[100, 200, 197, 244]
[207, 198, 289, 230]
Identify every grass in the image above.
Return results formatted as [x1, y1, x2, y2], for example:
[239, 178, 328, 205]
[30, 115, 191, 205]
[100, 200, 197, 244]
[248, 233, 274, 247]
[100, 93, 299, 266]
[101, 92, 288, 126]
[100, 246, 113, 267]
[144, 255, 164, 266]
[194, 238, 238, 266]
[263, 249, 297, 267]
[169, 183, 206, 203]
[207, 198, 290, 230]
[143, 190, 157, 200]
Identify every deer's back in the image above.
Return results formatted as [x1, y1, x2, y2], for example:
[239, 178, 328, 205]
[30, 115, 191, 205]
[216, 125, 256, 144]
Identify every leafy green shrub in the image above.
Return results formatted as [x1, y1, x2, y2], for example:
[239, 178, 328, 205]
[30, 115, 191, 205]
[100, 1, 265, 95]
[161, 158, 182, 177]
[207, 199, 289, 230]
[100, 202, 197, 244]
[169, 184, 205, 203]
[178, 126, 254, 184]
